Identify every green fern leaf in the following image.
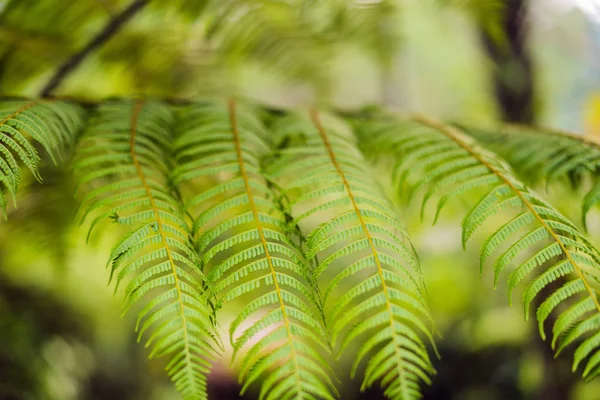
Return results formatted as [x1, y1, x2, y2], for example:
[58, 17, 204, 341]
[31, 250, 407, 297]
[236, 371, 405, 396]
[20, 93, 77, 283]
[265, 110, 436, 400]
[0, 100, 85, 217]
[464, 123, 600, 227]
[362, 114, 600, 381]
[73, 100, 219, 400]
[173, 100, 338, 400]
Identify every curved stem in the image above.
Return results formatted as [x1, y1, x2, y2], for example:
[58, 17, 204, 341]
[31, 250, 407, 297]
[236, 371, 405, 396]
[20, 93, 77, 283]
[39, 0, 149, 97]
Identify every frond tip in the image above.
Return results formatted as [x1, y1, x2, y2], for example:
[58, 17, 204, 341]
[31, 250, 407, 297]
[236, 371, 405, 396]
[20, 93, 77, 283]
[173, 100, 338, 400]
[266, 110, 436, 400]
[362, 114, 600, 381]
[73, 100, 220, 399]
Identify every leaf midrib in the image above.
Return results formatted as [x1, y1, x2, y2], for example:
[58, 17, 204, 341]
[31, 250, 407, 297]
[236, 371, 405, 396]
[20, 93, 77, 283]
[228, 99, 303, 397]
[129, 100, 198, 391]
[416, 115, 600, 317]
[310, 108, 408, 393]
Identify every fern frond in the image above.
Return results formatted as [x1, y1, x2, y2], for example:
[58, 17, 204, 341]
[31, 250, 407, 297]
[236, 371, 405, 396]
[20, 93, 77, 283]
[464, 124, 600, 226]
[73, 100, 219, 400]
[362, 115, 600, 380]
[173, 100, 337, 400]
[0, 100, 84, 217]
[265, 110, 436, 400]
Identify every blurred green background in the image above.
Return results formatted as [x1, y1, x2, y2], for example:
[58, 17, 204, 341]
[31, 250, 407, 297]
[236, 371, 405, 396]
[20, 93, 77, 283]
[2, 0, 600, 399]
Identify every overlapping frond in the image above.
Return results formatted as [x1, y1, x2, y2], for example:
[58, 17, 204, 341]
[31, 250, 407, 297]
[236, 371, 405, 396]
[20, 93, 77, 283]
[0, 100, 84, 217]
[464, 123, 600, 226]
[265, 110, 435, 400]
[8, 93, 600, 396]
[172, 100, 337, 400]
[73, 100, 219, 399]
[361, 115, 600, 380]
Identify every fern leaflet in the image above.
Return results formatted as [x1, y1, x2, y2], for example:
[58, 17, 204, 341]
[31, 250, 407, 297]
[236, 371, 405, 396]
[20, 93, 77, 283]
[362, 115, 600, 380]
[464, 123, 600, 226]
[0, 100, 85, 216]
[265, 110, 436, 400]
[172, 100, 337, 400]
[73, 100, 219, 399]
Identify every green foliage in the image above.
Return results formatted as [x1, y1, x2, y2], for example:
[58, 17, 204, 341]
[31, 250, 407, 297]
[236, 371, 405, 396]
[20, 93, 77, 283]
[209, 0, 329, 89]
[464, 124, 600, 227]
[172, 100, 338, 400]
[265, 111, 435, 399]
[360, 115, 600, 381]
[0, 100, 84, 217]
[5, 165, 79, 266]
[3, 0, 598, 399]
[73, 101, 220, 399]
[0, 1, 106, 89]
[0, 0, 406, 98]
[316, 0, 400, 67]
[4, 98, 600, 399]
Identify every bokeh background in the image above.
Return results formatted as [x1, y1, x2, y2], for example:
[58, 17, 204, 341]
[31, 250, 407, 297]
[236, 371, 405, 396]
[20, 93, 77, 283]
[1, 0, 600, 399]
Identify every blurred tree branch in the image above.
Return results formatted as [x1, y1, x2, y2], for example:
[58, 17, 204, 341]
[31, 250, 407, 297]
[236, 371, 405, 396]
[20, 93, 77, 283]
[40, 0, 149, 97]
[479, 0, 535, 123]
